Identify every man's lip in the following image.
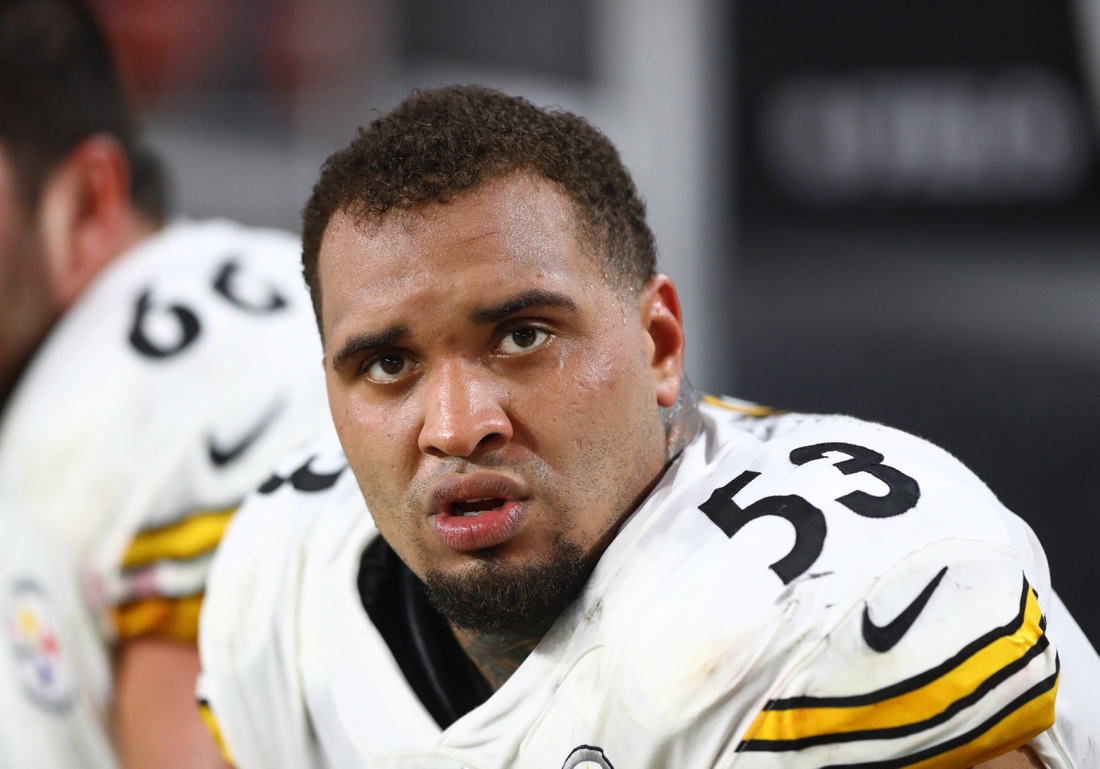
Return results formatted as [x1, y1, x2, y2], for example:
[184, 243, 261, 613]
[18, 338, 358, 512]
[432, 500, 528, 552]
[426, 473, 530, 552]
[427, 473, 527, 516]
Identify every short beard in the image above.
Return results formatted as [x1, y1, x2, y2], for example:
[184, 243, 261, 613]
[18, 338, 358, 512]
[422, 535, 591, 638]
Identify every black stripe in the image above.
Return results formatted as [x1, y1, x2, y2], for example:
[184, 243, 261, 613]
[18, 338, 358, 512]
[768, 576, 1032, 711]
[818, 657, 1059, 769]
[738, 633, 1050, 751]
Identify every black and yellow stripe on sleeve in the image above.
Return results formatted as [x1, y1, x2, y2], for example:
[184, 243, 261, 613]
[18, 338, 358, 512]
[114, 594, 206, 644]
[737, 577, 1058, 768]
[198, 697, 235, 766]
[113, 506, 237, 644]
[121, 507, 236, 570]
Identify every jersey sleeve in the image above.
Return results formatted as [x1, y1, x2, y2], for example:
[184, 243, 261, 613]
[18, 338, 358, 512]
[729, 541, 1061, 769]
[198, 435, 349, 769]
[110, 505, 237, 644]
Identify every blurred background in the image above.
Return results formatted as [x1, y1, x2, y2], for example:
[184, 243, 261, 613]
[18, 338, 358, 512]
[89, 0, 1099, 643]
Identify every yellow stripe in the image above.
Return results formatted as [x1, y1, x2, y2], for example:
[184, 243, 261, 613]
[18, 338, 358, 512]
[113, 595, 204, 644]
[122, 507, 236, 569]
[198, 701, 236, 766]
[900, 677, 1057, 769]
[702, 394, 782, 417]
[748, 588, 1046, 741]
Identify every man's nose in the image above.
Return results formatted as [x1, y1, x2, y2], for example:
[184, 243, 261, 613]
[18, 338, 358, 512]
[418, 360, 512, 458]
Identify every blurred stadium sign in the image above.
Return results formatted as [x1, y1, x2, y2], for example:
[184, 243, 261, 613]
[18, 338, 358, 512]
[737, 0, 1100, 218]
[761, 68, 1089, 206]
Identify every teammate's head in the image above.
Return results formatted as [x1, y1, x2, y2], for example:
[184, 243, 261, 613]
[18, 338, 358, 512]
[311, 86, 685, 638]
[0, 0, 166, 405]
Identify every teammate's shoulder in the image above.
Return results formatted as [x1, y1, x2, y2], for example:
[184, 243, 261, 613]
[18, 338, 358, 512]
[0, 216, 327, 506]
[21, 218, 314, 374]
[125, 217, 301, 269]
[72, 217, 305, 321]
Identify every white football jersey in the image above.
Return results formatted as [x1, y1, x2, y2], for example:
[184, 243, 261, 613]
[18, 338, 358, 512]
[200, 398, 1096, 769]
[0, 516, 116, 769]
[0, 219, 330, 768]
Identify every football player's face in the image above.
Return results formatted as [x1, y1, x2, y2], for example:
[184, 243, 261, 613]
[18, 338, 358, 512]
[320, 173, 683, 594]
[0, 145, 55, 407]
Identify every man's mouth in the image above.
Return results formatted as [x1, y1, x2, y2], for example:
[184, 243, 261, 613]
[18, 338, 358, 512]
[428, 475, 530, 552]
[451, 497, 507, 516]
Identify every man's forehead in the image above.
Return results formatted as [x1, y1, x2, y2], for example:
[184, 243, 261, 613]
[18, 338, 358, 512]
[324, 174, 583, 261]
[317, 175, 604, 321]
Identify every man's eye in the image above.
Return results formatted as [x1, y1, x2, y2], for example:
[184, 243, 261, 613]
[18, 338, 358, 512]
[365, 354, 415, 383]
[498, 327, 550, 355]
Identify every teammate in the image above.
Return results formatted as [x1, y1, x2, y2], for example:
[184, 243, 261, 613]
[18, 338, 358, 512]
[199, 87, 1097, 768]
[0, 1, 329, 766]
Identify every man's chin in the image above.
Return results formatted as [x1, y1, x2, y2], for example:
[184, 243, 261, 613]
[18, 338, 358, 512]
[422, 535, 590, 638]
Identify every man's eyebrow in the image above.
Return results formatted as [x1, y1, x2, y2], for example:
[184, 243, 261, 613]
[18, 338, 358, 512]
[331, 325, 409, 370]
[470, 289, 579, 324]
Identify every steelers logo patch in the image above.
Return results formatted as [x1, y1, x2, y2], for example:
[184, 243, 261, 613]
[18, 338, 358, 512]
[562, 745, 614, 769]
[5, 580, 72, 712]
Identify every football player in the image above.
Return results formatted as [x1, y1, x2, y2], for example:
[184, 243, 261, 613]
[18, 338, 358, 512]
[199, 87, 1098, 768]
[0, 1, 329, 766]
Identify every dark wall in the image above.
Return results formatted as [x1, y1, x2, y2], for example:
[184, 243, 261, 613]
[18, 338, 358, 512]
[399, 0, 595, 81]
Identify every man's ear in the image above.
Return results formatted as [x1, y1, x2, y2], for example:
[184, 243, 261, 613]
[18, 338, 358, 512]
[639, 274, 685, 408]
[37, 135, 132, 307]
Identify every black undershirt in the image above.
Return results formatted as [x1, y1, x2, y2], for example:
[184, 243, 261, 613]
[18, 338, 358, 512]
[357, 538, 493, 729]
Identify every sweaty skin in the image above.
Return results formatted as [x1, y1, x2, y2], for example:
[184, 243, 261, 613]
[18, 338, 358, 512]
[319, 171, 684, 672]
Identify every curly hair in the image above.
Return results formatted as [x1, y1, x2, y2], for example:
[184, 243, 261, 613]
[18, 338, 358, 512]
[301, 86, 656, 327]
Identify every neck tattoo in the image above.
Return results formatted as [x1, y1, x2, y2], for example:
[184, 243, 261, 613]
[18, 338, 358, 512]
[451, 626, 541, 691]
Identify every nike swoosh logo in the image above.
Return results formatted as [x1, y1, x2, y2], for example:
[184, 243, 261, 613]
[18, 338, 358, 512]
[208, 400, 285, 468]
[862, 566, 948, 653]
[257, 455, 347, 494]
